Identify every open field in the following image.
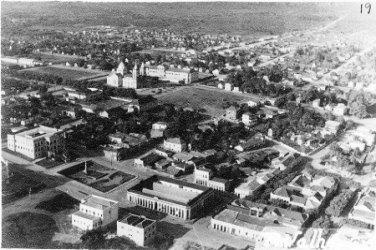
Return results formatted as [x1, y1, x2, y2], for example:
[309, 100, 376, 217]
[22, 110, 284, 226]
[59, 160, 136, 193]
[33, 52, 85, 64]
[20, 65, 108, 81]
[1, 2, 342, 37]
[2, 166, 46, 204]
[35, 192, 79, 213]
[2, 212, 58, 248]
[156, 86, 248, 117]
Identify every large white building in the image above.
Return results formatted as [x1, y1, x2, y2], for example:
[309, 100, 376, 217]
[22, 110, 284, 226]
[117, 213, 157, 246]
[107, 62, 138, 89]
[72, 195, 119, 231]
[194, 167, 230, 192]
[7, 125, 65, 159]
[143, 64, 198, 84]
[127, 175, 215, 220]
[163, 137, 186, 153]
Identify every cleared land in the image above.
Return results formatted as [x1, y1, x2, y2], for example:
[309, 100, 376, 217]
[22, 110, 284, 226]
[2, 212, 58, 248]
[35, 192, 79, 213]
[157, 86, 247, 117]
[2, 166, 46, 204]
[20, 65, 108, 81]
[33, 52, 85, 64]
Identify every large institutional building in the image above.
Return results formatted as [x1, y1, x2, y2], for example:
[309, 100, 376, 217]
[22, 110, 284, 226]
[72, 195, 119, 231]
[126, 175, 215, 220]
[117, 213, 157, 247]
[143, 64, 198, 84]
[107, 62, 198, 88]
[107, 62, 139, 89]
[7, 125, 65, 159]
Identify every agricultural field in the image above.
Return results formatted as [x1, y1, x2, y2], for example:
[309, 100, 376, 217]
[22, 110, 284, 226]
[157, 86, 248, 117]
[33, 52, 85, 65]
[20, 65, 108, 81]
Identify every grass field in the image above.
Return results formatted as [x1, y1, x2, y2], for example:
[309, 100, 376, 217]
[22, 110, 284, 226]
[33, 52, 85, 64]
[2, 212, 58, 248]
[21, 66, 107, 81]
[2, 167, 46, 204]
[157, 87, 247, 117]
[35, 192, 79, 213]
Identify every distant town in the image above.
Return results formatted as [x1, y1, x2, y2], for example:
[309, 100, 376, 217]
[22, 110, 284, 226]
[1, 2, 376, 250]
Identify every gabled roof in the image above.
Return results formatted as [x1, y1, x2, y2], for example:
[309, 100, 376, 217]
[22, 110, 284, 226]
[274, 187, 290, 198]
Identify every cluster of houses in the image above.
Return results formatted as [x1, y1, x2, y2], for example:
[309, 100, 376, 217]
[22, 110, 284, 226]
[270, 171, 337, 212]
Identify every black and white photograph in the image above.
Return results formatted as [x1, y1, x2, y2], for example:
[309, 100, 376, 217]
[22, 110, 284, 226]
[1, 0, 375, 249]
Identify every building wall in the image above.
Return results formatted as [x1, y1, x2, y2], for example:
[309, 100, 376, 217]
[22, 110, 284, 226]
[72, 214, 96, 231]
[164, 141, 184, 152]
[7, 131, 64, 159]
[208, 180, 227, 192]
[211, 217, 261, 241]
[117, 221, 156, 246]
[127, 189, 215, 220]
[107, 74, 123, 87]
[123, 77, 138, 89]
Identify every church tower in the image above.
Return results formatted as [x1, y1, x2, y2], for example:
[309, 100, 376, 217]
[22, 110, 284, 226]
[139, 62, 145, 76]
[116, 61, 125, 76]
[132, 64, 139, 79]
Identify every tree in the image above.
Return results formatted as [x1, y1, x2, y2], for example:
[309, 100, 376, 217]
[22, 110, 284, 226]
[80, 229, 105, 249]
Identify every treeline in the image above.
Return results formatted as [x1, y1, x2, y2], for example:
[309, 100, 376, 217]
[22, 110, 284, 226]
[226, 66, 293, 97]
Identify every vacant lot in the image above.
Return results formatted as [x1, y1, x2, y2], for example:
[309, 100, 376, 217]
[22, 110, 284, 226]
[2, 167, 46, 204]
[2, 212, 58, 248]
[157, 87, 247, 117]
[21, 66, 107, 81]
[35, 192, 79, 213]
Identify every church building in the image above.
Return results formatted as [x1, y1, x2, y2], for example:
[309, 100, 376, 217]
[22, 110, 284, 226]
[107, 62, 139, 89]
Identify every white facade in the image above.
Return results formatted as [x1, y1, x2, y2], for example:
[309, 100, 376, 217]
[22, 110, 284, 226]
[224, 83, 232, 91]
[117, 214, 157, 246]
[72, 195, 119, 231]
[242, 113, 255, 127]
[7, 126, 64, 159]
[145, 65, 198, 84]
[152, 122, 168, 130]
[127, 175, 215, 220]
[163, 138, 186, 152]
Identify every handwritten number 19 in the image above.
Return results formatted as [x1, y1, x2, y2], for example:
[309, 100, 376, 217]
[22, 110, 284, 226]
[361, 3, 371, 14]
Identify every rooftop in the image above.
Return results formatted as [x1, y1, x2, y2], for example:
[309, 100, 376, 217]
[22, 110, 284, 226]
[119, 213, 156, 229]
[128, 175, 211, 206]
[12, 125, 62, 140]
[81, 195, 118, 210]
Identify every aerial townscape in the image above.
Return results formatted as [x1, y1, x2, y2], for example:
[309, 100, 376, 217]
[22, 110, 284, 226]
[1, 1, 376, 250]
